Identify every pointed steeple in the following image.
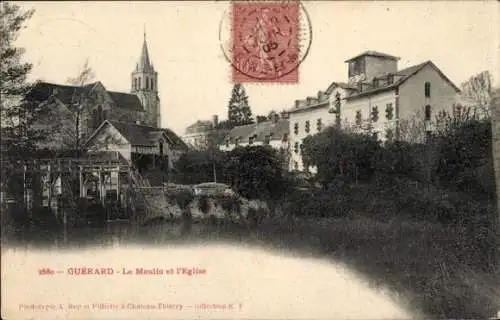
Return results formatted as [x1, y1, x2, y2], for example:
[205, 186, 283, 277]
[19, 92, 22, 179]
[138, 26, 152, 72]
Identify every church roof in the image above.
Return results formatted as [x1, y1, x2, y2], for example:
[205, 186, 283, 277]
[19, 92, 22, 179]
[137, 33, 154, 72]
[107, 91, 144, 111]
[26, 81, 144, 112]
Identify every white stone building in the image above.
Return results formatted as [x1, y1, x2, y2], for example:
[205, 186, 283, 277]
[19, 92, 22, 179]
[287, 51, 462, 171]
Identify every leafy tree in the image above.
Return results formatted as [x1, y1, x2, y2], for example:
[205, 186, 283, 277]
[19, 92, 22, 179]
[222, 146, 289, 201]
[302, 126, 380, 187]
[0, 2, 40, 159]
[227, 83, 253, 128]
[174, 149, 225, 185]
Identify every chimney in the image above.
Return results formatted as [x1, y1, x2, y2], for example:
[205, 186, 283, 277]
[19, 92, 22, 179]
[212, 115, 219, 127]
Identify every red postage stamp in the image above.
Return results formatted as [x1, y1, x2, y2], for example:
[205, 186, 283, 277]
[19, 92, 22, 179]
[226, 1, 311, 84]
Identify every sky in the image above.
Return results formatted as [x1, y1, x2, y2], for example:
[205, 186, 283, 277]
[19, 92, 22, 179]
[15, 1, 499, 135]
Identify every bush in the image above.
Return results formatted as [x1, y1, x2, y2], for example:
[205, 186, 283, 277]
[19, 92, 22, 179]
[174, 189, 195, 209]
[197, 195, 210, 214]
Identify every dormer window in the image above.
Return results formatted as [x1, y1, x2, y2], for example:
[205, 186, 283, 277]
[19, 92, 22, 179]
[387, 74, 394, 85]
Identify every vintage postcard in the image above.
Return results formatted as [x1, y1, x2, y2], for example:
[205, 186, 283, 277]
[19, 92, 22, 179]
[1, 1, 499, 319]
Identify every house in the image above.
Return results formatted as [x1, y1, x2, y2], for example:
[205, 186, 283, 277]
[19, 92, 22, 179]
[85, 120, 188, 172]
[287, 51, 462, 171]
[220, 117, 289, 152]
[182, 115, 218, 150]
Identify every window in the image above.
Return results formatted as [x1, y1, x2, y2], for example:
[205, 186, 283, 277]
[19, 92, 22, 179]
[385, 129, 394, 142]
[355, 110, 362, 126]
[282, 133, 288, 142]
[150, 78, 154, 90]
[316, 118, 322, 132]
[146, 77, 149, 90]
[385, 103, 393, 120]
[425, 82, 431, 98]
[159, 142, 164, 155]
[425, 105, 431, 121]
[97, 105, 103, 124]
[395, 87, 399, 95]
[300, 144, 304, 154]
[305, 120, 310, 133]
[294, 122, 299, 135]
[134, 78, 138, 90]
[371, 106, 379, 122]
[264, 135, 271, 145]
[138, 77, 142, 89]
[294, 142, 299, 154]
[387, 75, 394, 85]
[102, 109, 108, 121]
[249, 136, 254, 145]
[294, 161, 298, 171]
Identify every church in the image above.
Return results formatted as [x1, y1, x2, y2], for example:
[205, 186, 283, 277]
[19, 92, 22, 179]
[26, 32, 188, 172]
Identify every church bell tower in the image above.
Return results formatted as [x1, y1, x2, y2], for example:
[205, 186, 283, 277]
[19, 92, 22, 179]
[131, 29, 160, 127]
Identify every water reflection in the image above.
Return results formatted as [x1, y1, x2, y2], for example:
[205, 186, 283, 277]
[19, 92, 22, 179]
[2, 220, 255, 250]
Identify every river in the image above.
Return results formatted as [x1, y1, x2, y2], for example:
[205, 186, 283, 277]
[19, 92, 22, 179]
[1, 220, 416, 319]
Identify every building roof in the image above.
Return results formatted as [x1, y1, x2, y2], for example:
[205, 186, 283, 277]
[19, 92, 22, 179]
[325, 81, 358, 94]
[26, 81, 144, 112]
[225, 119, 289, 144]
[346, 60, 461, 100]
[184, 120, 214, 134]
[345, 51, 400, 63]
[107, 91, 144, 111]
[88, 120, 188, 150]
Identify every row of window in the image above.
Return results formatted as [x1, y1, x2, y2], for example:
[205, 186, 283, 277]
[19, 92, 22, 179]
[294, 118, 323, 135]
[227, 133, 289, 147]
[133, 77, 155, 91]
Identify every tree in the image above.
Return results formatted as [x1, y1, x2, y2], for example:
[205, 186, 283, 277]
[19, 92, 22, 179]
[227, 83, 253, 128]
[460, 71, 493, 118]
[491, 88, 500, 234]
[302, 126, 381, 187]
[46, 59, 96, 157]
[0, 2, 40, 159]
[222, 146, 289, 201]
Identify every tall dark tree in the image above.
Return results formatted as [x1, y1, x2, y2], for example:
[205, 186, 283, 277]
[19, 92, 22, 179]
[227, 83, 253, 128]
[0, 2, 39, 159]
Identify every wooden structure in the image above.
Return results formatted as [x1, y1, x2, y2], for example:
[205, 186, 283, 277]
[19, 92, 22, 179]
[0, 151, 154, 226]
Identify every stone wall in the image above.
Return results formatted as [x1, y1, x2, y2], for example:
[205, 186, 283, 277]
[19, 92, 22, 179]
[135, 186, 269, 224]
